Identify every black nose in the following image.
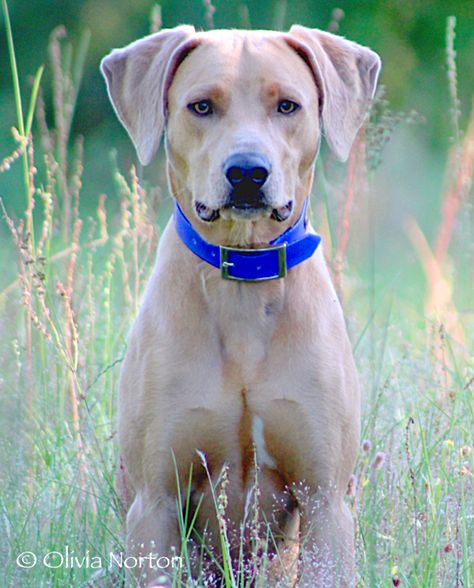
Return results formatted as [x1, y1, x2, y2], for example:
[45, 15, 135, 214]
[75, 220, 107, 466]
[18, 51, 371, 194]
[224, 152, 271, 188]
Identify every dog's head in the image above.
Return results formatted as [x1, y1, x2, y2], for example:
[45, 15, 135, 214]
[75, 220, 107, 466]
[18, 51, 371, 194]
[102, 26, 380, 245]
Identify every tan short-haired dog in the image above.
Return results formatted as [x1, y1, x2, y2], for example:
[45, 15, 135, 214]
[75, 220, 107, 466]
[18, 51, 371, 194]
[102, 25, 380, 587]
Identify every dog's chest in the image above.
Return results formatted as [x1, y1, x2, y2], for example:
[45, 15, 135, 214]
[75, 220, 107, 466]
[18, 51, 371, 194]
[201, 274, 286, 381]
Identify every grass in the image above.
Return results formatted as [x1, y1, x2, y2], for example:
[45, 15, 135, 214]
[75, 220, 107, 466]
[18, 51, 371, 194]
[0, 4, 473, 587]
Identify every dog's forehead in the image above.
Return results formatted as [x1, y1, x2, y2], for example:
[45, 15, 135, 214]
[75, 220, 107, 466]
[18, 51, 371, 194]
[193, 28, 292, 54]
[169, 30, 316, 98]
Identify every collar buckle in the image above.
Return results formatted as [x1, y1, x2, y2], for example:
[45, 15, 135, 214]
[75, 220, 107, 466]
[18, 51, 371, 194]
[220, 243, 288, 281]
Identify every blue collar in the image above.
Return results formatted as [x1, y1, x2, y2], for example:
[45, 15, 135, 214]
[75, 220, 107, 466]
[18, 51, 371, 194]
[173, 199, 321, 281]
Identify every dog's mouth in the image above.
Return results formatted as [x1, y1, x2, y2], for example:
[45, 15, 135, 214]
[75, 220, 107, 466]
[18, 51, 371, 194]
[222, 194, 270, 220]
[270, 201, 293, 222]
[195, 200, 293, 223]
[195, 201, 221, 222]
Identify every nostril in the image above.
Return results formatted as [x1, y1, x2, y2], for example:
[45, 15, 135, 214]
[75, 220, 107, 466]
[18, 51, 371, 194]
[226, 165, 268, 187]
[250, 167, 268, 185]
[224, 153, 271, 189]
[226, 166, 244, 186]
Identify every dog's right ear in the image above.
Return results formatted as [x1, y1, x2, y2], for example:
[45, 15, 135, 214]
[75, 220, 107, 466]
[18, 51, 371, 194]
[101, 26, 196, 166]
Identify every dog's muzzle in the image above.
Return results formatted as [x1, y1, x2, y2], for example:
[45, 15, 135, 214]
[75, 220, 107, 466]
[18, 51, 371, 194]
[194, 152, 293, 223]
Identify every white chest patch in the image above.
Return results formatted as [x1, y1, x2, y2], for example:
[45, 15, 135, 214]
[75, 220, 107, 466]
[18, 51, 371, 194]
[252, 415, 277, 469]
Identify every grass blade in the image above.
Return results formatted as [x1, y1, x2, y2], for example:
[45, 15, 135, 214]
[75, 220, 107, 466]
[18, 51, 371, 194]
[25, 65, 44, 137]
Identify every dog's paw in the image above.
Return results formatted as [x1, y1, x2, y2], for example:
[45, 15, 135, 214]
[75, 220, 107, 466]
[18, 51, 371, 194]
[148, 574, 172, 588]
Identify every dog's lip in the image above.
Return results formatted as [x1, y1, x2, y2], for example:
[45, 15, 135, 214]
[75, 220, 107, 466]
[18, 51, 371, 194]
[271, 200, 293, 222]
[223, 202, 269, 212]
[220, 204, 272, 220]
[195, 200, 294, 222]
[195, 201, 220, 222]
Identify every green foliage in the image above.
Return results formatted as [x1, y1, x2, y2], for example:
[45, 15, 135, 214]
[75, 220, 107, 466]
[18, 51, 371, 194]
[0, 1, 473, 215]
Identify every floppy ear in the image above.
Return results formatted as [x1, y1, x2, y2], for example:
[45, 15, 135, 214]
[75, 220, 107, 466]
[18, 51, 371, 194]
[288, 25, 381, 161]
[101, 26, 196, 165]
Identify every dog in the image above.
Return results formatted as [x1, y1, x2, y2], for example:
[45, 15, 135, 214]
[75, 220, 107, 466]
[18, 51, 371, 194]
[101, 24, 380, 587]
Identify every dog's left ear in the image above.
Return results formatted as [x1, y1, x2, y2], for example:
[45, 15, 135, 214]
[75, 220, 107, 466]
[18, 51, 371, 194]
[288, 25, 381, 161]
[101, 26, 196, 165]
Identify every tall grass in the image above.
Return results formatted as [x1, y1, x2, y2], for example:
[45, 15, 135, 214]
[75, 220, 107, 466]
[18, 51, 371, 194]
[0, 4, 473, 587]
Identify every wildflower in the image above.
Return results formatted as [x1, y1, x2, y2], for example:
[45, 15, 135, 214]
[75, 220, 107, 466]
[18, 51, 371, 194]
[371, 451, 386, 469]
[392, 577, 400, 586]
[362, 440, 372, 453]
[460, 445, 472, 458]
[444, 439, 455, 449]
[328, 8, 345, 33]
[444, 543, 453, 553]
[347, 474, 357, 497]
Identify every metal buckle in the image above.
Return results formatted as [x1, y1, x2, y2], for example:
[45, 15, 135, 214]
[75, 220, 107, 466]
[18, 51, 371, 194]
[220, 242, 287, 281]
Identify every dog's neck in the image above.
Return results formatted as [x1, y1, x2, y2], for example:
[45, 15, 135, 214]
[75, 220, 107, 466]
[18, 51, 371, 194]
[198, 261, 287, 383]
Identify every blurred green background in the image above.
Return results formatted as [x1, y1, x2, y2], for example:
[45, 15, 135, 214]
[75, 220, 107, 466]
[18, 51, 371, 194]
[0, 0, 473, 299]
[1, 0, 473, 199]
[2, 6, 473, 586]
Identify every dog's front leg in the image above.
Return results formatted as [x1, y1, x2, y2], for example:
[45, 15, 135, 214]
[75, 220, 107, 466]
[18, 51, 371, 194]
[125, 491, 179, 587]
[298, 487, 355, 588]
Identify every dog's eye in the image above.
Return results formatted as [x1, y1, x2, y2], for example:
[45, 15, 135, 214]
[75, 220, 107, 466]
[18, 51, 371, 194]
[277, 100, 300, 115]
[188, 100, 214, 116]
